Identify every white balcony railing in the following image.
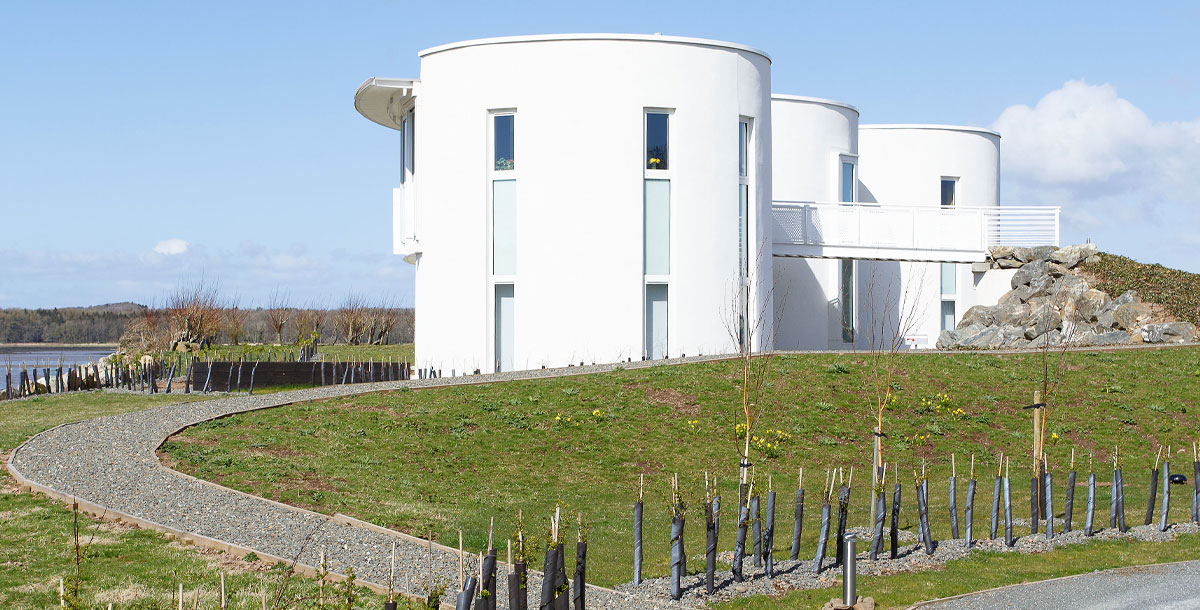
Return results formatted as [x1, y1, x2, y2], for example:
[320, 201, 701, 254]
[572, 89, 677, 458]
[772, 202, 1060, 262]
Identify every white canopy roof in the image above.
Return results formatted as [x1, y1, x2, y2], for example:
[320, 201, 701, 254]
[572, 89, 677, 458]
[354, 77, 418, 131]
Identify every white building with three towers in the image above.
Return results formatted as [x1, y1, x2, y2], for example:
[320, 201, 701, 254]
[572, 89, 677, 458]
[354, 34, 1059, 372]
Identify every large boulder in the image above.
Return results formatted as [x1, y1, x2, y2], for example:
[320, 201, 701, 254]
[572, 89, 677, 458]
[996, 302, 1032, 327]
[1111, 290, 1140, 307]
[989, 245, 1015, 260]
[1024, 303, 1062, 340]
[1140, 322, 1197, 344]
[1089, 330, 1134, 346]
[960, 327, 1007, 349]
[1050, 243, 1099, 269]
[999, 286, 1034, 305]
[996, 257, 1025, 269]
[1011, 260, 1049, 289]
[1013, 245, 1058, 263]
[1113, 302, 1154, 331]
[960, 305, 1000, 328]
[937, 324, 985, 349]
[1076, 289, 1111, 322]
[1028, 329, 1063, 348]
[1051, 275, 1091, 309]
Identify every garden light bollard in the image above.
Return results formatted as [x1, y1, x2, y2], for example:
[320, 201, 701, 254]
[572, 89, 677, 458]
[1160, 460, 1171, 532]
[842, 534, 857, 607]
[1085, 472, 1096, 536]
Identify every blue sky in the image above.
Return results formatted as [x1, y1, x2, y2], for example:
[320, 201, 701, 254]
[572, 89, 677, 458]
[2, 1, 1197, 308]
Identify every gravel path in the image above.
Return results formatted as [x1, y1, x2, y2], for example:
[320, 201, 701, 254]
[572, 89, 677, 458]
[10, 353, 1200, 609]
[915, 560, 1200, 609]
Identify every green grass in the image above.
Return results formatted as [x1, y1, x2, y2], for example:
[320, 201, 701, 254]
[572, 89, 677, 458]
[0, 391, 393, 609]
[162, 347, 1200, 596]
[723, 532, 1200, 609]
[1082, 252, 1200, 326]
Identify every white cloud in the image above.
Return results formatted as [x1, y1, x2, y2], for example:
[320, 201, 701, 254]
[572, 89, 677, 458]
[152, 238, 189, 255]
[992, 80, 1200, 271]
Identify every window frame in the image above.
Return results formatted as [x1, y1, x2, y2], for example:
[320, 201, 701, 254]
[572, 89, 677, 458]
[644, 109, 673, 178]
[941, 176, 958, 207]
[838, 154, 858, 203]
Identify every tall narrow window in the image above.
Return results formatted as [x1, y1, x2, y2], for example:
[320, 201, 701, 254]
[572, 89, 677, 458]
[494, 114, 515, 171]
[841, 161, 855, 203]
[646, 112, 669, 170]
[399, 117, 407, 184]
[737, 119, 751, 350]
[645, 284, 668, 359]
[644, 180, 671, 274]
[493, 180, 517, 274]
[495, 284, 514, 372]
[840, 259, 855, 343]
[940, 263, 956, 296]
[941, 301, 956, 332]
[941, 178, 956, 207]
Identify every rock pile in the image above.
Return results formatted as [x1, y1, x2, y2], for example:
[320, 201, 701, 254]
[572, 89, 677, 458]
[938, 244, 1197, 349]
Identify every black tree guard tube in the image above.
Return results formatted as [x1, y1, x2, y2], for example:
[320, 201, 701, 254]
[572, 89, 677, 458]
[632, 500, 643, 585]
[1085, 473, 1095, 536]
[1064, 470, 1076, 533]
[1193, 461, 1200, 525]
[509, 562, 525, 610]
[670, 516, 684, 600]
[554, 544, 567, 610]
[733, 504, 749, 581]
[573, 542, 586, 610]
[812, 500, 830, 574]
[1030, 476, 1039, 535]
[890, 483, 901, 559]
[457, 576, 478, 610]
[948, 475, 959, 539]
[705, 503, 717, 594]
[835, 486, 850, 564]
[869, 490, 885, 560]
[751, 495, 762, 568]
[764, 490, 776, 577]
[990, 475, 1001, 540]
[539, 546, 557, 610]
[484, 550, 497, 610]
[1109, 469, 1119, 529]
[1045, 472, 1054, 539]
[916, 480, 934, 555]
[1159, 461, 1171, 532]
[1116, 469, 1128, 532]
[1003, 476, 1014, 547]
[790, 487, 804, 561]
[964, 477, 977, 549]
[1145, 468, 1159, 526]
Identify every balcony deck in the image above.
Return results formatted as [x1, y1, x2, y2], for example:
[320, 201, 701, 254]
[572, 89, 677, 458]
[771, 202, 1060, 263]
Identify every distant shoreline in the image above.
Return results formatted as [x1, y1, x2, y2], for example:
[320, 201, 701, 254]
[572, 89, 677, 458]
[0, 343, 118, 349]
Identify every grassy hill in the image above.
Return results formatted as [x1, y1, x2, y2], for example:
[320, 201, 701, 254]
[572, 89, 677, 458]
[1082, 252, 1200, 327]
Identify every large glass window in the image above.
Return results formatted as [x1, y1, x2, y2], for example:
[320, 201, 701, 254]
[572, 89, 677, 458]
[646, 112, 669, 170]
[841, 161, 855, 203]
[941, 179, 956, 207]
[493, 180, 517, 274]
[941, 300, 956, 332]
[644, 179, 671, 275]
[494, 114, 515, 171]
[940, 263, 957, 296]
[840, 259, 855, 343]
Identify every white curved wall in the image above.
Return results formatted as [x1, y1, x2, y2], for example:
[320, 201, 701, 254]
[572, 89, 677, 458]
[411, 35, 772, 372]
[769, 96, 860, 350]
[857, 126, 1002, 348]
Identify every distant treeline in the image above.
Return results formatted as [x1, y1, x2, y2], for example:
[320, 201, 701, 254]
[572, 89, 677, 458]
[0, 303, 144, 343]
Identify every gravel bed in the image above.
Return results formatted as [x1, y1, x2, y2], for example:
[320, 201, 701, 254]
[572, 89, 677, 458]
[11, 355, 1200, 609]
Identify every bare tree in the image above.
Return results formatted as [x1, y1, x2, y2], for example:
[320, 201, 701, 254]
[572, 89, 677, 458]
[165, 279, 223, 346]
[720, 246, 787, 495]
[333, 294, 368, 345]
[223, 297, 250, 345]
[118, 301, 168, 352]
[857, 262, 927, 521]
[310, 303, 328, 345]
[265, 289, 292, 344]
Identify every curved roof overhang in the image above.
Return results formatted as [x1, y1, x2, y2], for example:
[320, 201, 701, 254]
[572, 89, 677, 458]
[354, 77, 418, 131]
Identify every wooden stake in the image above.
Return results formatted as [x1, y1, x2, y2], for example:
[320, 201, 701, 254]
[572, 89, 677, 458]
[508, 539, 512, 566]
[220, 572, 226, 609]
[639, 474, 644, 501]
[798, 466, 804, 489]
[261, 590, 266, 610]
[390, 541, 397, 597]
[489, 516, 494, 549]
[952, 454, 957, 478]
[970, 454, 975, 479]
[192, 587, 199, 610]
[178, 583, 184, 610]
[847, 466, 854, 490]
[1155, 445, 1163, 470]
[1071, 447, 1076, 470]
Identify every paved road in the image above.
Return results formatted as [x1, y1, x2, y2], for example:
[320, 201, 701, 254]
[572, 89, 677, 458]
[917, 560, 1200, 609]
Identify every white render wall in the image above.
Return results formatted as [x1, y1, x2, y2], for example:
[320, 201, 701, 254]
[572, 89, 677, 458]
[769, 96, 860, 350]
[410, 35, 772, 372]
[857, 126, 1002, 347]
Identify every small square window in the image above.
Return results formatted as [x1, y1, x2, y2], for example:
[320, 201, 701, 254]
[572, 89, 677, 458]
[941, 179, 956, 207]
[494, 114, 514, 171]
[646, 113, 669, 170]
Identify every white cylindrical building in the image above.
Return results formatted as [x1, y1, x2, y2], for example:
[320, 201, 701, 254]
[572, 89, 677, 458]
[769, 95, 860, 350]
[357, 34, 773, 372]
[857, 125, 1001, 347]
